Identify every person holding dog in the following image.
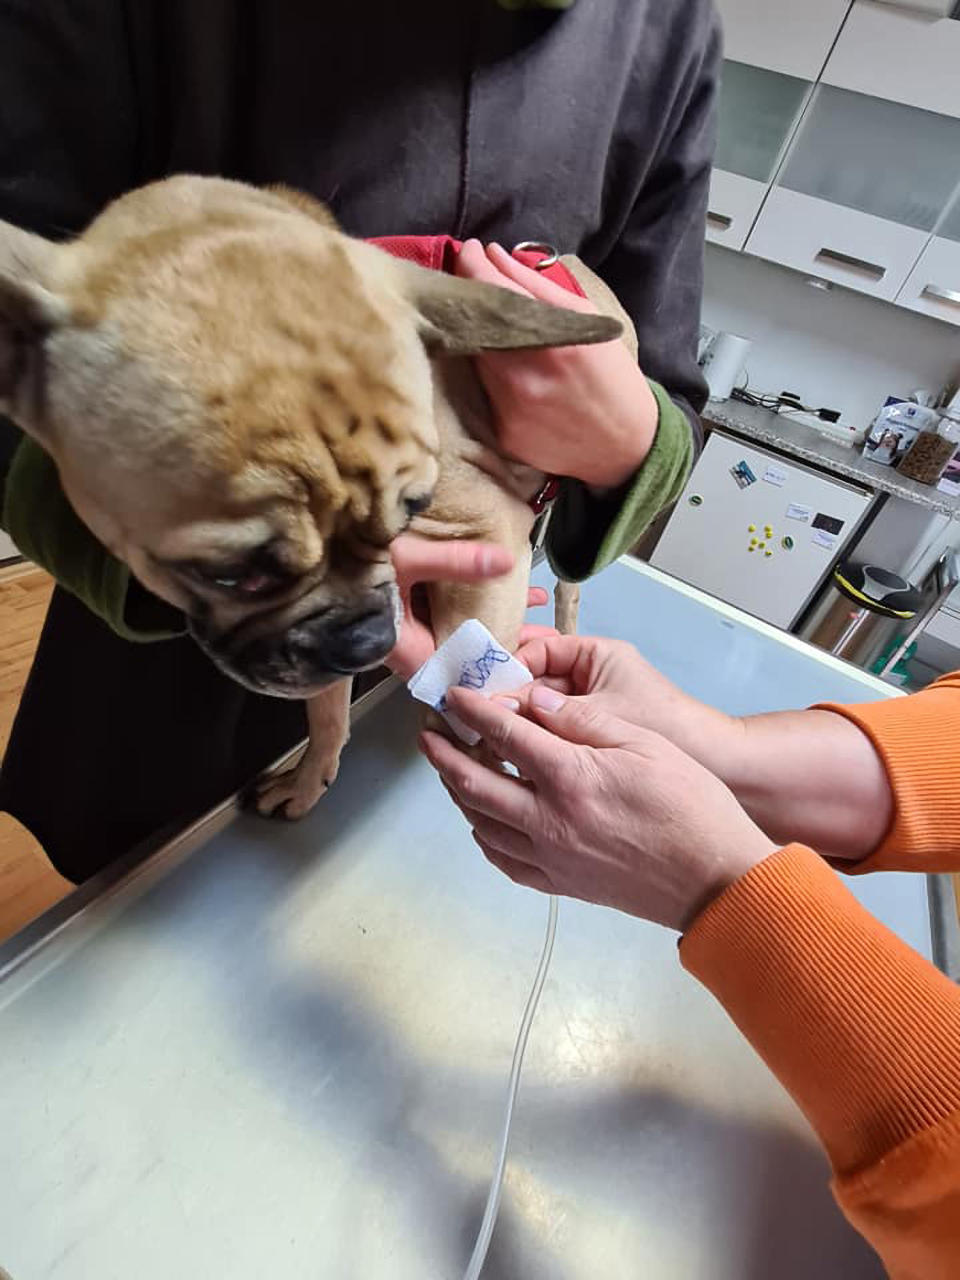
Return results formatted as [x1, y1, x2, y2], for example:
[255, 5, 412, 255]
[420, 633, 960, 1278]
[0, 0, 719, 878]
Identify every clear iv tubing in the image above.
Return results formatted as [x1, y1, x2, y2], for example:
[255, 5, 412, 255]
[462, 893, 559, 1280]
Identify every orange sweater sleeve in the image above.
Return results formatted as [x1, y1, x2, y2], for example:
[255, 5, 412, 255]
[817, 672, 960, 873]
[681, 844, 960, 1280]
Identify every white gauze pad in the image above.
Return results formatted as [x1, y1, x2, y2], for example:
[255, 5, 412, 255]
[407, 619, 533, 745]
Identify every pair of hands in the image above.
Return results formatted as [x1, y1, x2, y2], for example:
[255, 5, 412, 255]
[389, 243, 756, 931]
[419, 635, 777, 934]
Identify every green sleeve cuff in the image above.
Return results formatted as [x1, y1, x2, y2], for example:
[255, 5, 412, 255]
[546, 379, 694, 582]
[1, 436, 185, 642]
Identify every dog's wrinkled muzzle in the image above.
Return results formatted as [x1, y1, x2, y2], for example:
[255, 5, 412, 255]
[190, 583, 399, 697]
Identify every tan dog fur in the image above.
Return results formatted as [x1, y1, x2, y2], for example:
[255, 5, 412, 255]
[0, 176, 634, 819]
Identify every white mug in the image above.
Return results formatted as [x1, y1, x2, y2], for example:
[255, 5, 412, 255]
[702, 331, 753, 401]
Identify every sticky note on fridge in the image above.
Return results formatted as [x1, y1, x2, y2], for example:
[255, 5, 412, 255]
[812, 530, 838, 550]
[762, 465, 788, 487]
[786, 503, 812, 523]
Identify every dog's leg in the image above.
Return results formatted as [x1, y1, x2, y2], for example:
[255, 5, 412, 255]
[255, 677, 352, 820]
[554, 579, 580, 637]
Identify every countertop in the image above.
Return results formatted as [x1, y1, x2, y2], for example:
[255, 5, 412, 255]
[706, 398, 960, 520]
[0, 559, 924, 1280]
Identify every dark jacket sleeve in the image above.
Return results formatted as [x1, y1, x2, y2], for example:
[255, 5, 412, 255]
[547, 1, 720, 580]
[0, 0, 184, 637]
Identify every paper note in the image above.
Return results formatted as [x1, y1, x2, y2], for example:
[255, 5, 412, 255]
[786, 503, 812, 523]
[408, 618, 532, 745]
[763, 465, 788, 488]
[812, 530, 837, 550]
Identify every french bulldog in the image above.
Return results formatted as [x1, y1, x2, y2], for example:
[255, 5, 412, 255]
[0, 176, 634, 818]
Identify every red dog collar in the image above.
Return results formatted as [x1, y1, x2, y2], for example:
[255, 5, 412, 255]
[369, 234, 587, 514]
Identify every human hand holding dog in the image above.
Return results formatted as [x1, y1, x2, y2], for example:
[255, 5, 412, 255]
[455, 241, 658, 490]
[419, 685, 775, 932]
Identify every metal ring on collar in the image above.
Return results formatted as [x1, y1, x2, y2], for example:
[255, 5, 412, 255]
[512, 241, 560, 270]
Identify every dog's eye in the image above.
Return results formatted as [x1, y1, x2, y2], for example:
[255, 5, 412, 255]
[404, 492, 433, 519]
[211, 570, 282, 596]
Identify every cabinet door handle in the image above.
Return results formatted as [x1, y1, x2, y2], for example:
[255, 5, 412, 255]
[707, 211, 733, 231]
[921, 283, 960, 307]
[814, 248, 886, 281]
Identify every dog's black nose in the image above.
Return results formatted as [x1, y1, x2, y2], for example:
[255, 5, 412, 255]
[290, 600, 396, 674]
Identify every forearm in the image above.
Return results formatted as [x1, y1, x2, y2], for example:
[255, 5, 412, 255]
[682, 845, 960, 1278]
[724, 709, 893, 863]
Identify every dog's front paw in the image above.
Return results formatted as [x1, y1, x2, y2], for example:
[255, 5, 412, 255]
[254, 747, 342, 821]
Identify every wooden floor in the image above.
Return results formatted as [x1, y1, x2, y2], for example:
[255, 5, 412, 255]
[0, 562, 72, 943]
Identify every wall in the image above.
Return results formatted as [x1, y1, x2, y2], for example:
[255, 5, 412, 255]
[702, 244, 960, 429]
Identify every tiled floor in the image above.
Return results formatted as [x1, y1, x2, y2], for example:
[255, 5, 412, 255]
[0, 563, 72, 943]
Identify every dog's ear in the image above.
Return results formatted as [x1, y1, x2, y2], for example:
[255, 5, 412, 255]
[396, 262, 622, 355]
[0, 221, 67, 430]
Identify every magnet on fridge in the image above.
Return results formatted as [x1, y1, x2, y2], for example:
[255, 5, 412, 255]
[731, 461, 757, 489]
[748, 524, 756, 533]
[764, 550, 773, 558]
[689, 494, 704, 507]
[782, 535, 795, 551]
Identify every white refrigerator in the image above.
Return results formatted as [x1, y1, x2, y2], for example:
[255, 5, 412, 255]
[651, 431, 875, 629]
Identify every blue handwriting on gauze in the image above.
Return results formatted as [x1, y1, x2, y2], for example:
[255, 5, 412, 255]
[437, 645, 511, 711]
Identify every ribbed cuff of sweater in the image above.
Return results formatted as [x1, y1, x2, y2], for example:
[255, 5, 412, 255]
[816, 675, 960, 873]
[680, 843, 960, 1177]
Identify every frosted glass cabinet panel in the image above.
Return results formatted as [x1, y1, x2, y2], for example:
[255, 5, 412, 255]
[714, 61, 811, 184]
[940, 199, 960, 244]
[779, 87, 960, 233]
[716, 0, 852, 80]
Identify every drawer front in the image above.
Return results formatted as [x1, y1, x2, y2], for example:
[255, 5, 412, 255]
[897, 237, 960, 327]
[745, 188, 929, 300]
[706, 171, 768, 250]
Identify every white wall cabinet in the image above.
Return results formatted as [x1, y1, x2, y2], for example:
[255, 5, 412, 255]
[715, 0, 852, 79]
[744, 84, 960, 300]
[712, 0, 960, 322]
[822, 1, 960, 118]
